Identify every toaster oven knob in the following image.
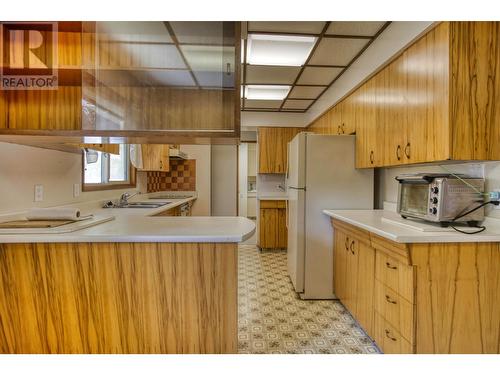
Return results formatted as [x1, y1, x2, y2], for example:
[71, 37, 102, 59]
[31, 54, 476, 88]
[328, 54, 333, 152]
[432, 187, 439, 194]
[432, 197, 438, 204]
[431, 207, 437, 215]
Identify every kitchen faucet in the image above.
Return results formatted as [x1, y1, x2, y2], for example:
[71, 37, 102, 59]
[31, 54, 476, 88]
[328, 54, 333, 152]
[118, 192, 140, 206]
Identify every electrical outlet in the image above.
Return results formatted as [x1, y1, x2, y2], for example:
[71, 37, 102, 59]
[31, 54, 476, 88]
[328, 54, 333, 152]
[492, 189, 500, 209]
[34, 184, 44, 202]
[73, 183, 81, 198]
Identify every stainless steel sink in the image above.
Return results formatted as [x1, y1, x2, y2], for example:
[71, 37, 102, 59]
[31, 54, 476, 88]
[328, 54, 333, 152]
[119, 202, 171, 209]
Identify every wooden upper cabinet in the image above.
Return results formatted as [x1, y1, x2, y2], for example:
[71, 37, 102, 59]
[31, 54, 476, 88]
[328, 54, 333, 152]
[309, 22, 500, 168]
[0, 21, 241, 145]
[258, 127, 301, 174]
[138, 144, 170, 172]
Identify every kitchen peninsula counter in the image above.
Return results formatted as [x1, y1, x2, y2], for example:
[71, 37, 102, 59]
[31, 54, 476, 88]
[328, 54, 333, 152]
[0, 201, 255, 354]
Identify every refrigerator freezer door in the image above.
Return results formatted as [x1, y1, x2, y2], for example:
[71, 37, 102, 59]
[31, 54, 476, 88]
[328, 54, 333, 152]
[287, 186, 306, 293]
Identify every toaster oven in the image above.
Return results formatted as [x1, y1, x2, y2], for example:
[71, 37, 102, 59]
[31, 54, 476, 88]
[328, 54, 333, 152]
[396, 173, 485, 224]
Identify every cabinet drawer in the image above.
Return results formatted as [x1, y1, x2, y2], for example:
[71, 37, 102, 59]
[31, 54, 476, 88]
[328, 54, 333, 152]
[373, 312, 413, 354]
[375, 251, 414, 303]
[260, 200, 286, 209]
[374, 280, 414, 343]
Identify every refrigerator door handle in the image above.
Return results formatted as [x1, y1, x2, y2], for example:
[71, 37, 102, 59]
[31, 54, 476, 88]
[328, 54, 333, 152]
[288, 186, 306, 191]
[285, 199, 288, 229]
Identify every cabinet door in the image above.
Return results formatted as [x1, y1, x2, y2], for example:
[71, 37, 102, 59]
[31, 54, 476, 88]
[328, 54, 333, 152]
[344, 237, 359, 316]
[356, 79, 381, 168]
[258, 127, 299, 173]
[333, 229, 348, 301]
[342, 95, 356, 135]
[259, 208, 274, 248]
[277, 208, 288, 249]
[141, 144, 170, 171]
[383, 58, 407, 166]
[355, 241, 376, 337]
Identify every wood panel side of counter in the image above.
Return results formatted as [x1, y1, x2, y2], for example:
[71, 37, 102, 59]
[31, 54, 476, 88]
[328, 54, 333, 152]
[0, 242, 237, 354]
[410, 242, 500, 354]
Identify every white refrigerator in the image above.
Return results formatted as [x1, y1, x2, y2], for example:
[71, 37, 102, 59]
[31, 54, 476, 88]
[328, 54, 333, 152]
[287, 133, 373, 299]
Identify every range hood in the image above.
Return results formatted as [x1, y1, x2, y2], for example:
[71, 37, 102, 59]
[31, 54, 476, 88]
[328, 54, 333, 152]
[169, 148, 189, 160]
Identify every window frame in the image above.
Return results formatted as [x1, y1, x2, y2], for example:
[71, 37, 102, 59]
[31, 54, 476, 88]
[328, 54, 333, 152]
[82, 146, 137, 192]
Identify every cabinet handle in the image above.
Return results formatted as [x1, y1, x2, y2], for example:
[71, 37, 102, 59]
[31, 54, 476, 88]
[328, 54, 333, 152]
[396, 145, 402, 161]
[345, 237, 350, 251]
[385, 329, 397, 341]
[370, 151, 374, 165]
[337, 125, 341, 135]
[385, 261, 398, 270]
[341, 123, 345, 134]
[404, 142, 411, 159]
[159, 160, 163, 169]
[385, 294, 397, 304]
[226, 62, 231, 75]
[349, 240, 355, 255]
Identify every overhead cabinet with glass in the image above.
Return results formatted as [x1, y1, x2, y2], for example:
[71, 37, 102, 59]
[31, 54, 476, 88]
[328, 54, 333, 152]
[0, 21, 240, 145]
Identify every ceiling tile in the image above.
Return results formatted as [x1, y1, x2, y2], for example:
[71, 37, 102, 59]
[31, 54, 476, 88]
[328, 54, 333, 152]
[297, 67, 343, 85]
[248, 22, 326, 35]
[326, 21, 386, 36]
[309, 38, 368, 66]
[245, 99, 283, 109]
[288, 86, 325, 99]
[282, 99, 313, 110]
[246, 65, 300, 84]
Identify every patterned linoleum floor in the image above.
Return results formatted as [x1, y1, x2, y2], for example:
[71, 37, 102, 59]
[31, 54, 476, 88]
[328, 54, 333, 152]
[238, 245, 380, 354]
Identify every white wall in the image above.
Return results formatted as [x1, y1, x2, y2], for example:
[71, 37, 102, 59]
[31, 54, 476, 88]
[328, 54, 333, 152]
[211, 145, 238, 216]
[0, 142, 138, 215]
[377, 161, 500, 219]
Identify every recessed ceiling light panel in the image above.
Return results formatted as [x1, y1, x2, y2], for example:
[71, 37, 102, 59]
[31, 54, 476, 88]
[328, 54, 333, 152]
[245, 85, 291, 100]
[247, 34, 316, 66]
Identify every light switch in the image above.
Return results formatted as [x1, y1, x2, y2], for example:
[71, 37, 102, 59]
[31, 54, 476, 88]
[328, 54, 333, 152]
[73, 183, 81, 197]
[34, 184, 44, 202]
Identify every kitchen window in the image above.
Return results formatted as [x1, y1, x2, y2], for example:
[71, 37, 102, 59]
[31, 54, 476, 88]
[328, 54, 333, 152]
[83, 144, 136, 191]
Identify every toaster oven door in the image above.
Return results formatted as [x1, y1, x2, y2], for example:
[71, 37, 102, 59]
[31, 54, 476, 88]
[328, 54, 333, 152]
[398, 182, 430, 218]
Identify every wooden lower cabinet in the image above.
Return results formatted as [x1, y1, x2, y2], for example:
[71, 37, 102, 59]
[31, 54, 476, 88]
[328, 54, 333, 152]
[258, 200, 287, 249]
[0, 242, 237, 353]
[332, 221, 375, 337]
[331, 218, 500, 354]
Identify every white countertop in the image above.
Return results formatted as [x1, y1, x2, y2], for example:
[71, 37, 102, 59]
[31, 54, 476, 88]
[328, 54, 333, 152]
[258, 195, 288, 201]
[0, 193, 256, 243]
[322, 209, 500, 243]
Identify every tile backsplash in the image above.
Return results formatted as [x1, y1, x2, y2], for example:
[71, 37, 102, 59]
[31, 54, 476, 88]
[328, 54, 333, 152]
[146, 159, 196, 192]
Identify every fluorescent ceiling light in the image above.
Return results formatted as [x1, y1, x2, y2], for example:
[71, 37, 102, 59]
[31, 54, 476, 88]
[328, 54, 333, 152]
[245, 85, 291, 100]
[247, 34, 316, 66]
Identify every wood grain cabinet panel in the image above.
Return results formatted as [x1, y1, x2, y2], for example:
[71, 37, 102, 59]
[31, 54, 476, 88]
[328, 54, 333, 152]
[410, 242, 500, 354]
[138, 144, 170, 172]
[258, 127, 301, 174]
[258, 200, 287, 249]
[0, 242, 237, 354]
